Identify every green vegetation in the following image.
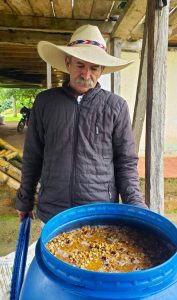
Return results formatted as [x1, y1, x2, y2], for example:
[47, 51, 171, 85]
[0, 215, 41, 256]
[0, 87, 44, 114]
[140, 177, 177, 197]
[166, 208, 177, 214]
[4, 113, 21, 122]
[0, 215, 17, 221]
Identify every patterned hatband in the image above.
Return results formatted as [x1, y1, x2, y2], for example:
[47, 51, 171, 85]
[68, 39, 107, 52]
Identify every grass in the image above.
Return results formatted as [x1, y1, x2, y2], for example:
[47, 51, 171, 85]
[165, 208, 177, 214]
[4, 113, 21, 122]
[140, 177, 177, 197]
[0, 214, 41, 256]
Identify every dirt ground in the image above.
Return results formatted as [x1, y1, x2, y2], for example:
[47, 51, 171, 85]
[0, 122, 177, 256]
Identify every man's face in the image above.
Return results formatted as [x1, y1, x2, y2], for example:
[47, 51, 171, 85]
[65, 56, 103, 95]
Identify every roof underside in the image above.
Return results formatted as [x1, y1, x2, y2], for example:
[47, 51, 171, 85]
[0, 0, 177, 88]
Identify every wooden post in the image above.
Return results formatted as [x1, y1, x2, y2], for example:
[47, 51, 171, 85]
[132, 15, 147, 154]
[110, 38, 121, 95]
[47, 63, 52, 89]
[145, 0, 169, 213]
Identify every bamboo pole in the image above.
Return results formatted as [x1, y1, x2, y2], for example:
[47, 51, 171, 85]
[0, 138, 23, 161]
[0, 149, 6, 156]
[10, 159, 22, 170]
[5, 151, 18, 161]
[0, 170, 20, 190]
[0, 158, 21, 182]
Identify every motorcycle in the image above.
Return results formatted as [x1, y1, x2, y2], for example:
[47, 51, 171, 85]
[17, 106, 30, 133]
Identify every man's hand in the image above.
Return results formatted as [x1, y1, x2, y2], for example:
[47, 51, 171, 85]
[17, 210, 35, 222]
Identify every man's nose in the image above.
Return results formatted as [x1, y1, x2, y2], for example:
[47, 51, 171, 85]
[82, 68, 91, 79]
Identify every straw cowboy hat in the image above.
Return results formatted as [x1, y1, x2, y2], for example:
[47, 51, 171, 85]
[37, 24, 132, 75]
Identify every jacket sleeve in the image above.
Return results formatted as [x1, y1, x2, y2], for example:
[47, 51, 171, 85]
[113, 100, 147, 209]
[16, 95, 44, 212]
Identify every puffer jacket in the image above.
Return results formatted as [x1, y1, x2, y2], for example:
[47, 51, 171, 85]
[16, 82, 145, 222]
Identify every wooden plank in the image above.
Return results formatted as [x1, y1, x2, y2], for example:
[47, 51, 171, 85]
[0, 61, 44, 67]
[130, 23, 144, 40]
[0, 170, 20, 190]
[0, 14, 113, 34]
[112, 0, 147, 39]
[29, 0, 53, 17]
[0, 0, 13, 14]
[54, 0, 72, 18]
[169, 31, 177, 43]
[0, 43, 36, 49]
[91, 0, 115, 20]
[0, 68, 46, 73]
[145, 0, 169, 213]
[169, 7, 177, 27]
[0, 30, 70, 44]
[132, 17, 147, 154]
[0, 52, 39, 58]
[0, 158, 21, 182]
[110, 38, 121, 95]
[47, 63, 52, 89]
[0, 64, 45, 69]
[131, 21, 177, 42]
[0, 139, 23, 160]
[73, 0, 93, 19]
[170, 0, 177, 9]
[6, 0, 33, 15]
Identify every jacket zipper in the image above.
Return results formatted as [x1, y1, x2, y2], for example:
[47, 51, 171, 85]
[108, 183, 112, 200]
[70, 101, 81, 206]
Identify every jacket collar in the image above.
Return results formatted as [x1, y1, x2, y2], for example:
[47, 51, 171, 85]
[62, 81, 102, 102]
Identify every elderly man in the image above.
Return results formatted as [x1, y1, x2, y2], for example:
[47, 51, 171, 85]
[16, 24, 147, 223]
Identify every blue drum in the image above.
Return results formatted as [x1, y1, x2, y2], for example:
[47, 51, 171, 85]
[19, 203, 177, 299]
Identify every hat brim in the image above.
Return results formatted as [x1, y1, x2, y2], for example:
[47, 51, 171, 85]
[37, 41, 133, 75]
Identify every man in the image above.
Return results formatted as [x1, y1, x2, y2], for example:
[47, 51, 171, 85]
[16, 24, 147, 223]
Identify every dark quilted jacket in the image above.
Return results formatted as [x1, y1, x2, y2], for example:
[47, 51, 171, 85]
[16, 82, 145, 222]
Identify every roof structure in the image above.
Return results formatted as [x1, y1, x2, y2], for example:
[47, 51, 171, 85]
[0, 0, 177, 88]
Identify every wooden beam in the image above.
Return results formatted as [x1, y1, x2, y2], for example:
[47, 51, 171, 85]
[170, 0, 177, 9]
[130, 23, 144, 40]
[90, 0, 115, 20]
[111, 0, 147, 39]
[145, 0, 169, 213]
[169, 7, 177, 27]
[47, 63, 52, 89]
[0, 49, 39, 60]
[131, 22, 177, 42]
[0, 0, 13, 14]
[0, 14, 114, 34]
[26, 0, 53, 17]
[73, 0, 93, 19]
[53, 0, 72, 18]
[132, 17, 147, 154]
[121, 40, 142, 52]
[110, 38, 121, 95]
[6, 0, 33, 15]
[0, 30, 71, 44]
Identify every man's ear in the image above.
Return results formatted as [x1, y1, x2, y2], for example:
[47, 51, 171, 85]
[65, 56, 71, 72]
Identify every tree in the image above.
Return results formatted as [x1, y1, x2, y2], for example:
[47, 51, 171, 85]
[0, 88, 44, 114]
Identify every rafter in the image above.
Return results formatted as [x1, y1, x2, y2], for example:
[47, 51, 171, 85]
[111, 0, 147, 39]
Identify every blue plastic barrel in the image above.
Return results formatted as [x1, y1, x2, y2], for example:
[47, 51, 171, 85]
[20, 203, 177, 299]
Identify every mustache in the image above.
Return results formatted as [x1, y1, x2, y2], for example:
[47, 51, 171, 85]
[75, 77, 94, 88]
